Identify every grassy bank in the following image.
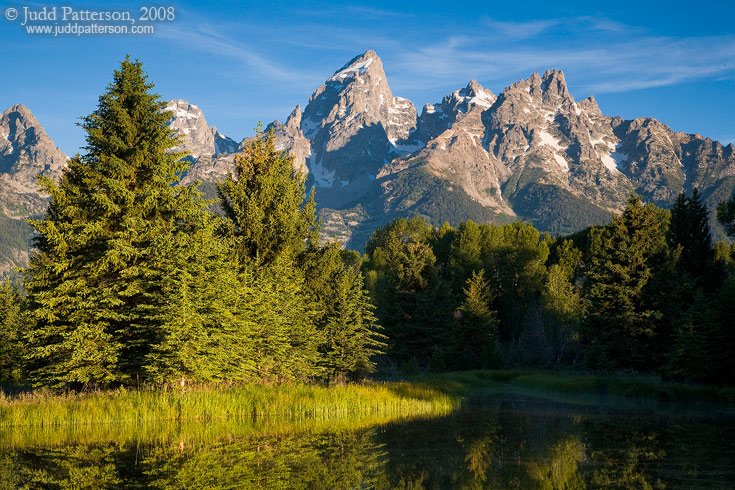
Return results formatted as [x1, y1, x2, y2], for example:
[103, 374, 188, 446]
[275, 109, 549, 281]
[0, 382, 456, 429]
[3, 369, 734, 431]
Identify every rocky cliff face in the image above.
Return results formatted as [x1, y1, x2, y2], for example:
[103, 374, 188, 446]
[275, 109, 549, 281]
[266, 105, 311, 176]
[300, 50, 418, 188]
[0, 104, 67, 274]
[164, 99, 238, 160]
[297, 56, 734, 246]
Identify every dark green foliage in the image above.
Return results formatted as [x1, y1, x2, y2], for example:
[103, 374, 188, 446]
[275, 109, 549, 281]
[363, 217, 549, 370]
[706, 278, 735, 385]
[447, 220, 549, 350]
[0, 280, 26, 383]
[508, 183, 613, 235]
[23, 58, 230, 387]
[217, 126, 318, 270]
[455, 270, 499, 368]
[669, 188, 721, 293]
[363, 217, 443, 366]
[541, 240, 584, 364]
[582, 196, 672, 371]
[667, 291, 716, 383]
[300, 244, 385, 380]
[717, 190, 735, 237]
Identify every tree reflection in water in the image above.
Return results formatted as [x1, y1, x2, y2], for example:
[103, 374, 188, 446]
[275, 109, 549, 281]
[2, 395, 734, 489]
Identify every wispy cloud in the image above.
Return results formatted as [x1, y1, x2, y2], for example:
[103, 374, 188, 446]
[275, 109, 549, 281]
[479, 18, 560, 40]
[157, 11, 735, 103]
[157, 24, 299, 79]
[157, 18, 328, 84]
[343, 5, 414, 18]
[386, 18, 735, 96]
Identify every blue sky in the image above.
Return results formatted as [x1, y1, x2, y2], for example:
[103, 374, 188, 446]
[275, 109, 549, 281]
[1, 0, 733, 154]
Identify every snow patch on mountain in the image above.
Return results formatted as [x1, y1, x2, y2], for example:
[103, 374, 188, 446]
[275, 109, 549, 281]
[310, 152, 336, 187]
[538, 130, 566, 151]
[328, 56, 374, 83]
[554, 154, 569, 172]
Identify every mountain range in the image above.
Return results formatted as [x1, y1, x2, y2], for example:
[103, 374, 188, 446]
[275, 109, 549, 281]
[2, 50, 734, 273]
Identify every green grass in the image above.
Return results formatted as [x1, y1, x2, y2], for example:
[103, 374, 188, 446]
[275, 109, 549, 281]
[0, 381, 457, 430]
[3, 369, 733, 437]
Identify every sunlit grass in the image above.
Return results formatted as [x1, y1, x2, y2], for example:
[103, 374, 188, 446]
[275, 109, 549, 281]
[0, 381, 457, 430]
[3, 369, 733, 439]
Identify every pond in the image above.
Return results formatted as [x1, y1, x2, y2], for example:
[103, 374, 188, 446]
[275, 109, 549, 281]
[2, 391, 734, 489]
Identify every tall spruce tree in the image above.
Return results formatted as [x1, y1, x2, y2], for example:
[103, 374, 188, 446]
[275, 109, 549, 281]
[217, 126, 318, 271]
[24, 57, 223, 387]
[455, 269, 499, 368]
[542, 240, 584, 364]
[217, 127, 324, 381]
[0, 280, 26, 383]
[363, 217, 442, 365]
[582, 196, 671, 371]
[302, 244, 385, 380]
[717, 192, 735, 237]
[669, 188, 719, 293]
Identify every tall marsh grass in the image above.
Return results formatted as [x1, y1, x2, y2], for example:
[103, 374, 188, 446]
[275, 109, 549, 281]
[3, 369, 733, 436]
[0, 381, 457, 430]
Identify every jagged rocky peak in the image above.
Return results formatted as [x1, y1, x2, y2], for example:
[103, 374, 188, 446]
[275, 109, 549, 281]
[578, 95, 602, 116]
[503, 71, 576, 117]
[0, 104, 67, 273]
[266, 105, 311, 176]
[164, 99, 237, 159]
[285, 105, 302, 131]
[300, 50, 418, 187]
[413, 80, 496, 145]
[165, 99, 213, 159]
[327, 49, 381, 84]
[211, 127, 238, 155]
[0, 104, 66, 185]
[460, 80, 496, 108]
[541, 69, 569, 98]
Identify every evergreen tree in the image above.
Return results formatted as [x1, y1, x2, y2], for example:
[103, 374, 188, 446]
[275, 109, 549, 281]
[249, 258, 322, 381]
[23, 57, 221, 387]
[708, 278, 735, 385]
[217, 125, 327, 381]
[582, 196, 671, 371]
[323, 262, 385, 380]
[217, 126, 318, 270]
[471, 222, 549, 347]
[669, 188, 719, 293]
[301, 244, 385, 380]
[717, 192, 735, 237]
[143, 220, 243, 384]
[542, 240, 584, 364]
[455, 269, 499, 368]
[666, 291, 716, 383]
[0, 280, 26, 383]
[363, 217, 443, 365]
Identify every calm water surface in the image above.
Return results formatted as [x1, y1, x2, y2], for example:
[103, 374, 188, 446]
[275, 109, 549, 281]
[2, 392, 734, 489]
